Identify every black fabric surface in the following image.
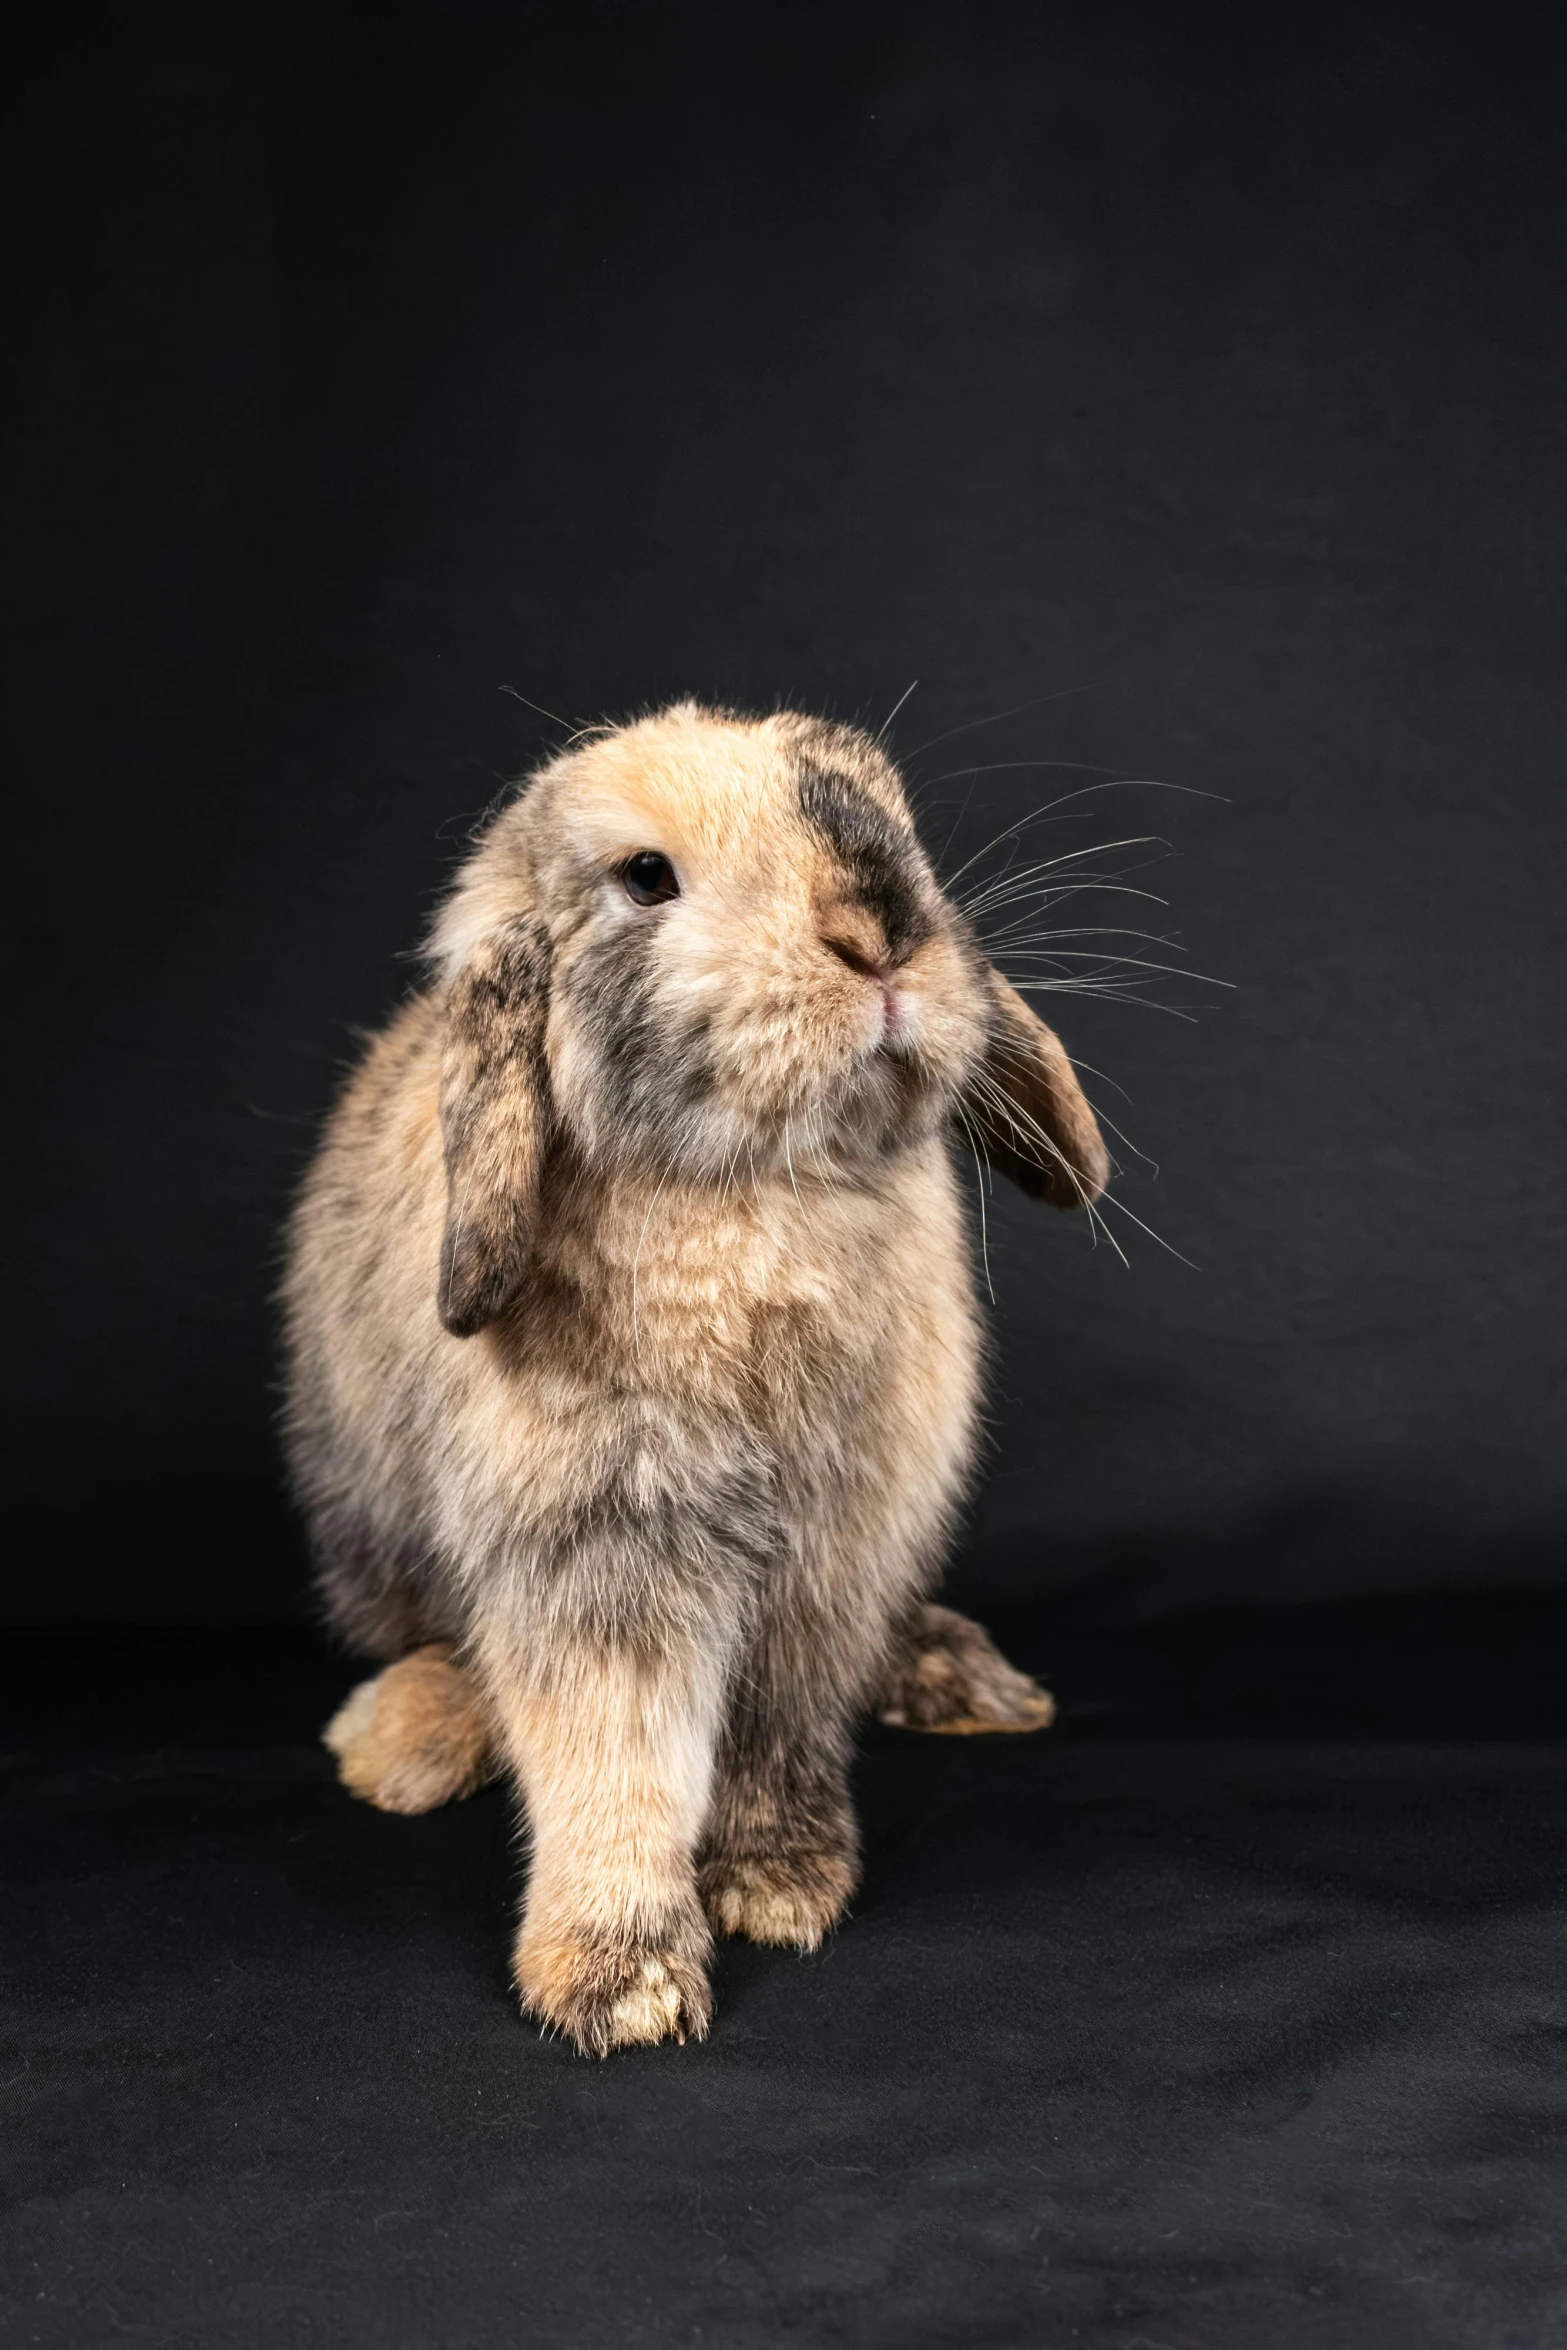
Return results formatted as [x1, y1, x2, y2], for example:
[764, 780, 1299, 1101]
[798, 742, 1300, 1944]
[7, 0, 1566, 1625]
[6, 6, 1565, 2341]
[7, 1612, 1567, 2349]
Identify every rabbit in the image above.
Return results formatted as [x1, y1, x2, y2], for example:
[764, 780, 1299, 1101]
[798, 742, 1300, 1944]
[281, 701, 1108, 2054]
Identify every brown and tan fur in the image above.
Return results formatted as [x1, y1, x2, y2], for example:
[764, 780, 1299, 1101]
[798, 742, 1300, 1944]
[282, 703, 1107, 2054]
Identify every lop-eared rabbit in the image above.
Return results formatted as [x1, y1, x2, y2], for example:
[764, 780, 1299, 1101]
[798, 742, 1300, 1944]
[283, 703, 1108, 2054]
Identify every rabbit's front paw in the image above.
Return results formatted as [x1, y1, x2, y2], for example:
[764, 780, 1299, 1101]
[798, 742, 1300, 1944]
[515, 1914, 713, 2055]
[700, 1840, 857, 1952]
[323, 1645, 498, 1813]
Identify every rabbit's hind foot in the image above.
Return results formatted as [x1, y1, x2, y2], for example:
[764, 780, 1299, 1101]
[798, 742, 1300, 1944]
[700, 1840, 858, 1952]
[323, 1644, 498, 1813]
[877, 1604, 1057, 1735]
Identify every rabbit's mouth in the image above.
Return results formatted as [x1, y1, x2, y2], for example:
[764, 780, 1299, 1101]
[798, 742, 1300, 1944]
[842, 970, 913, 1062]
[878, 980, 919, 1055]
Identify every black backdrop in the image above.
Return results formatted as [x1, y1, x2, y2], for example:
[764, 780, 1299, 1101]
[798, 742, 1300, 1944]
[6, 0, 1564, 1632]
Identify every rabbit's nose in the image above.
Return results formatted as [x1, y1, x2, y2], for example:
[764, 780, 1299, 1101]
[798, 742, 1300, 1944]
[821, 925, 891, 981]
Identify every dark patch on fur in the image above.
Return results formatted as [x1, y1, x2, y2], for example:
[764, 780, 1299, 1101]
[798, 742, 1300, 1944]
[439, 919, 553, 1334]
[795, 766, 932, 959]
[571, 926, 720, 1145]
[700, 1697, 861, 1940]
[697, 1605, 867, 1942]
[522, 1454, 781, 1654]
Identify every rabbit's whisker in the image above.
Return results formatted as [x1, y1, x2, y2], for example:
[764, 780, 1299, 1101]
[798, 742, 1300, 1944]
[983, 925, 1187, 955]
[965, 868, 1170, 915]
[901, 678, 1106, 766]
[966, 1067, 1128, 1266]
[968, 1066, 1196, 1268]
[924, 757, 1124, 786]
[1009, 977, 1201, 1021]
[952, 1102, 997, 1303]
[950, 833, 1166, 898]
[1074, 1096, 1160, 1177]
[1000, 949, 1230, 987]
[1086, 1184, 1200, 1271]
[972, 882, 1172, 923]
[498, 684, 575, 733]
[876, 678, 919, 744]
[1061, 1055, 1135, 1107]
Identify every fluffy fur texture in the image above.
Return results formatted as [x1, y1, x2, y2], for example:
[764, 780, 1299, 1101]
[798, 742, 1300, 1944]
[282, 703, 1107, 2053]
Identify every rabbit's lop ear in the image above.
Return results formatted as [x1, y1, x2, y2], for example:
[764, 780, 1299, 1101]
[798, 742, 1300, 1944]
[437, 922, 552, 1337]
[961, 970, 1110, 1210]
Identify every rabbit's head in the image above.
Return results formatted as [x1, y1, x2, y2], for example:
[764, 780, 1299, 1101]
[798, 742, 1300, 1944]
[430, 703, 1108, 1335]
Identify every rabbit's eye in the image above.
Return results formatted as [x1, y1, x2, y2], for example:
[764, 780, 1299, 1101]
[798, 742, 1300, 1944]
[621, 852, 680, 907]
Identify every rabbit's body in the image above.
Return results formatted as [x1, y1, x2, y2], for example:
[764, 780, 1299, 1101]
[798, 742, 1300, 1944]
[288, 991, 979, 1670]
[282, 703, 1105, 2052]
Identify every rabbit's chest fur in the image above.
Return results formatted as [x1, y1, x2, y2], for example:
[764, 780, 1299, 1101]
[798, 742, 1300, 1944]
[290, 1000, 982, 1633]
[452, 1152, 981, 1613]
